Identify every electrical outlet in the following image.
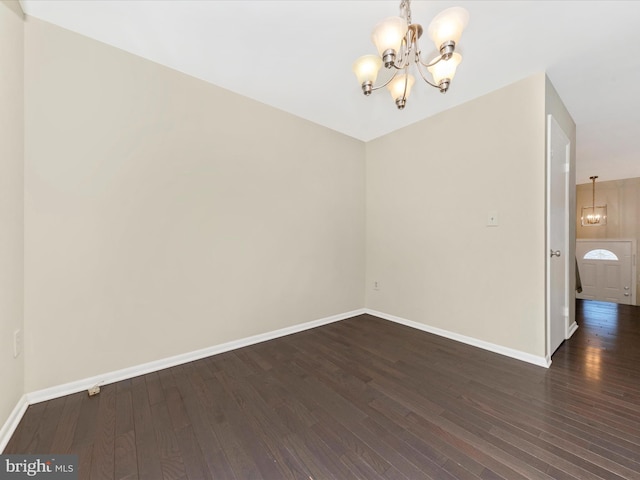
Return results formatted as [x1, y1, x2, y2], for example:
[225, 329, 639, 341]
[13, 329, 22, 358]
[373, 280, 380, 291]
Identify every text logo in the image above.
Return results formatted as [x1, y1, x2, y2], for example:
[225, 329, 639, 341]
[0, 455, 77, 480]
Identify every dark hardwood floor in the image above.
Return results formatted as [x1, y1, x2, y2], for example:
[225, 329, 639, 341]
[5, 300, 640, 479]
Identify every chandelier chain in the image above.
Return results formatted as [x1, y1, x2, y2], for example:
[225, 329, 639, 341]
[400, 0, 412, 25]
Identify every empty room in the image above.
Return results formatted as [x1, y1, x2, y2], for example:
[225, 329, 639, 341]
[2, 1, 640, 479]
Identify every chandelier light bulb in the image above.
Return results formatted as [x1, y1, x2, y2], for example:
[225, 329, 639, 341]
[586, 212, 601, 224]
[427, 53, 462, 90]
[371, 16, 407, 59]
[427, 7, 469, 51]
[352, 55, 383, 85]
[352, 55, 383, 95]
[387, 74, 415, 109]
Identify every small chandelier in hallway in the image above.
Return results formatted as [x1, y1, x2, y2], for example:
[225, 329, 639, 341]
[581, 176, 607, 226]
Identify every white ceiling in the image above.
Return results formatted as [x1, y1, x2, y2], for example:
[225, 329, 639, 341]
[19, 0, 640, 184]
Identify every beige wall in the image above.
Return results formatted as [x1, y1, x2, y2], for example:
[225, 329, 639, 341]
[576, 177, 640, 302]
[24, 18, 366, 391]
[17, 16, 575, 396]
[0, 0, 25, 433]
[366, 73, 548, 358]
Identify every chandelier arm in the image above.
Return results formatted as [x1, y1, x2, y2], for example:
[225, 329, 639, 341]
[414, 61, 441, 89]
[401, 66, 409, 100]
[392, 37, 411, 70]
[418, 53, 446, 69]
[368, 70, 400, 92]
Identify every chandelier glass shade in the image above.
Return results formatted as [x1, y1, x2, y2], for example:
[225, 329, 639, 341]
[387, 74, 415, 109]
[581, 176, 607, 226]
[353, 0, 469, 109]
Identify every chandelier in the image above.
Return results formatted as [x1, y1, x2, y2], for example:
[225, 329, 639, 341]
[581, 176, 607, 226]
[352, 0, 469, 109]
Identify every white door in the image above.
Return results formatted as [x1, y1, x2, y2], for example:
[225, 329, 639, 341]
[547, 115, 570, 358]
[576, 239, 635, 305]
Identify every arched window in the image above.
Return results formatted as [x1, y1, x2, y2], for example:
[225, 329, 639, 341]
[583, 249, 618, 261]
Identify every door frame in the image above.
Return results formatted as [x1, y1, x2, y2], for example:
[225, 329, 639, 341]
[546, 114, 572, 363]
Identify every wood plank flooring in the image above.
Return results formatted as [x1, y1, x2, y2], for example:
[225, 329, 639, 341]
[5, 300, 640, 479]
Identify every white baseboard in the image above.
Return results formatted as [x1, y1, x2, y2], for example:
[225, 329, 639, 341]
[28, 308, 367, 405]
[6, 305, 548, 446]
[566, 321, 579, 339]
[365, 309, 550, 368]
[0, 395, 29, 453]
